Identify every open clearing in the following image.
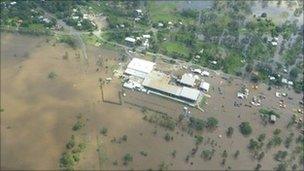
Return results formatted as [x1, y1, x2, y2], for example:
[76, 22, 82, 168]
[1, 33, 302, 170]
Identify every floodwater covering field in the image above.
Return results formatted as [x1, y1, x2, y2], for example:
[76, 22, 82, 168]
[1, 33, 303, 170]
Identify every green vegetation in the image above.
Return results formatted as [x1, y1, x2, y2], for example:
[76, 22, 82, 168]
[58, 35, 78, 48]
[226, 127, 234, 138]
[239, 122, 252, 136]
[189, 117, 205, 131]
[274, 151, 288, 161]
[48, 72, 57, 80]
[143, 109, 176, 130]
[122, 153, 133, 165]
[73, 120, 84, 131]
[194, 135, 204, 145]
[100, 127, 108, 136]
[140, 151, 148, 157]
[206, 117, 219, 130]
[201, 149, 214, 160]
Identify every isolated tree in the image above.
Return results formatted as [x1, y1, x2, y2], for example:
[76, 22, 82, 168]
[226, 127, 234, 137]
[234, 150, 240, 158]
[206, 117, 219, 130]
[239, 122, 252, 136]
[123, 153, 133, 165]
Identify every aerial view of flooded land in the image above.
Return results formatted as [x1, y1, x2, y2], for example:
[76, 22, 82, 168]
[1, 1, 303, 171]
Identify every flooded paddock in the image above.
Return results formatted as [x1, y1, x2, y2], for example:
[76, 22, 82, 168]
[1, 33, 303, 170]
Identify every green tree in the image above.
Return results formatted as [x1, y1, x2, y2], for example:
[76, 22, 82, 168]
[194, 135, 204, 145]
[206, 117, 219, 130]
[226, 127, 234, 137]
[123, 153, 133, 165]
[239, 122, 252, 136]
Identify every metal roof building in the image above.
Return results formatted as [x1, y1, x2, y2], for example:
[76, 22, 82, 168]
[142, 71, 200, 103]
[125, 58, 155, 78]
[199, 81, 210, 92]
[179, 73, 196, 87]
[180, 87, 200, 101]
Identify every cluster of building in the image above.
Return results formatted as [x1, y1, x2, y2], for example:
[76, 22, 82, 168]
[125, 34, 151, 49]
[123, 58, 211, 106]
[70, 8, 96, 28]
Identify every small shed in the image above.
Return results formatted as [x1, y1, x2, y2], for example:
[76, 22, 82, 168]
[179, 73, 196, 87]
[270, 115, 276, 123]
[199, 81, 210, 92]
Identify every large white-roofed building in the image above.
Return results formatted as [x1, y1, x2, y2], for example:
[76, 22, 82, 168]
[179, 73, 196, 87]
[199, 81, 210, 92]
[125, 58, 155, 79]
[142, 71, 201, 104]
[179, 87, 200, 102]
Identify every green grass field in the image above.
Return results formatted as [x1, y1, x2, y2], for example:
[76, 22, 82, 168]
[162, 41, 190, 56]
[148, 1, 179, 22]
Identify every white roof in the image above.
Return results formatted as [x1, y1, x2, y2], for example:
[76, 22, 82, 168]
[200, 81, 210, 91]
[142, 71, 182, 96]
[136, 9, 142, 13]
[125, 37, 136, 43]
[193, 69, 202, 74]
[201, 71, 210, 76]
[288, 81, 293, 85]
[180, 73, 196, 87]
[142, 34, 151, 39]
[281, 78, 288, 84]
[125, 58, 155, 78]
[180, 87, 200, 101]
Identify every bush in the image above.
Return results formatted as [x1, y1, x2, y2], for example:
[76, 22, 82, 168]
[66, 135, 75, 149]
[140, 151, 148, 157]
[164, 133, 171, 142]
[239, 122, 252, 136]
[201, 149, 214, 160]
[258, 133, 266, 142]
[123, 153, 133, 165]
[273, 128, 281, 135]
[234, 150, 240, 158]
[206, 117, 219, 130]
[122, 135, 128, 141]
[100, 127, 108, 135]
[194, 135, 203, 145]
[73, 120, 84, 131]
[60, 152, 75, 169]
[274, 151, 288, 161]
[226, 127, 234, 137]
[48, 72, 57, 79]
[189, 117, 205, 131]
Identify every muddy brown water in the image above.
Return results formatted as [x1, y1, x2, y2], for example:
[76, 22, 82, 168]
[1, 33, 303, 170]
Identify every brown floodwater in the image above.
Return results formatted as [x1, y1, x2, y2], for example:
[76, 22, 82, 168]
[1, 33, 302, 170]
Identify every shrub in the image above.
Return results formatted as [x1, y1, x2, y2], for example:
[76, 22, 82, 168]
[274, 151, 288, 161]
[273, 128, 281, 135]
[100, 127, 108, 135]
[164, 133, 171, 142]
[140, 151, 148, 157]
[73, 120, 84, 131]
[123, 153, 133, 165]
[48, 71, 57, 79]
[201, 149, 214, 160]
[248, 139, 261, 151]
[122, 135, 128, 141]
[66, 136, 75, 149]
[60, 152, 75, 169]
[226, 127, 234, 137]
[234, 150, 240, 158]
[189, 117, 205, 131]
[206, 117, 219, 130]
[194, 135, 203, 145]
[258, 133, 266, 142]
[239, 122, 252, 136]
